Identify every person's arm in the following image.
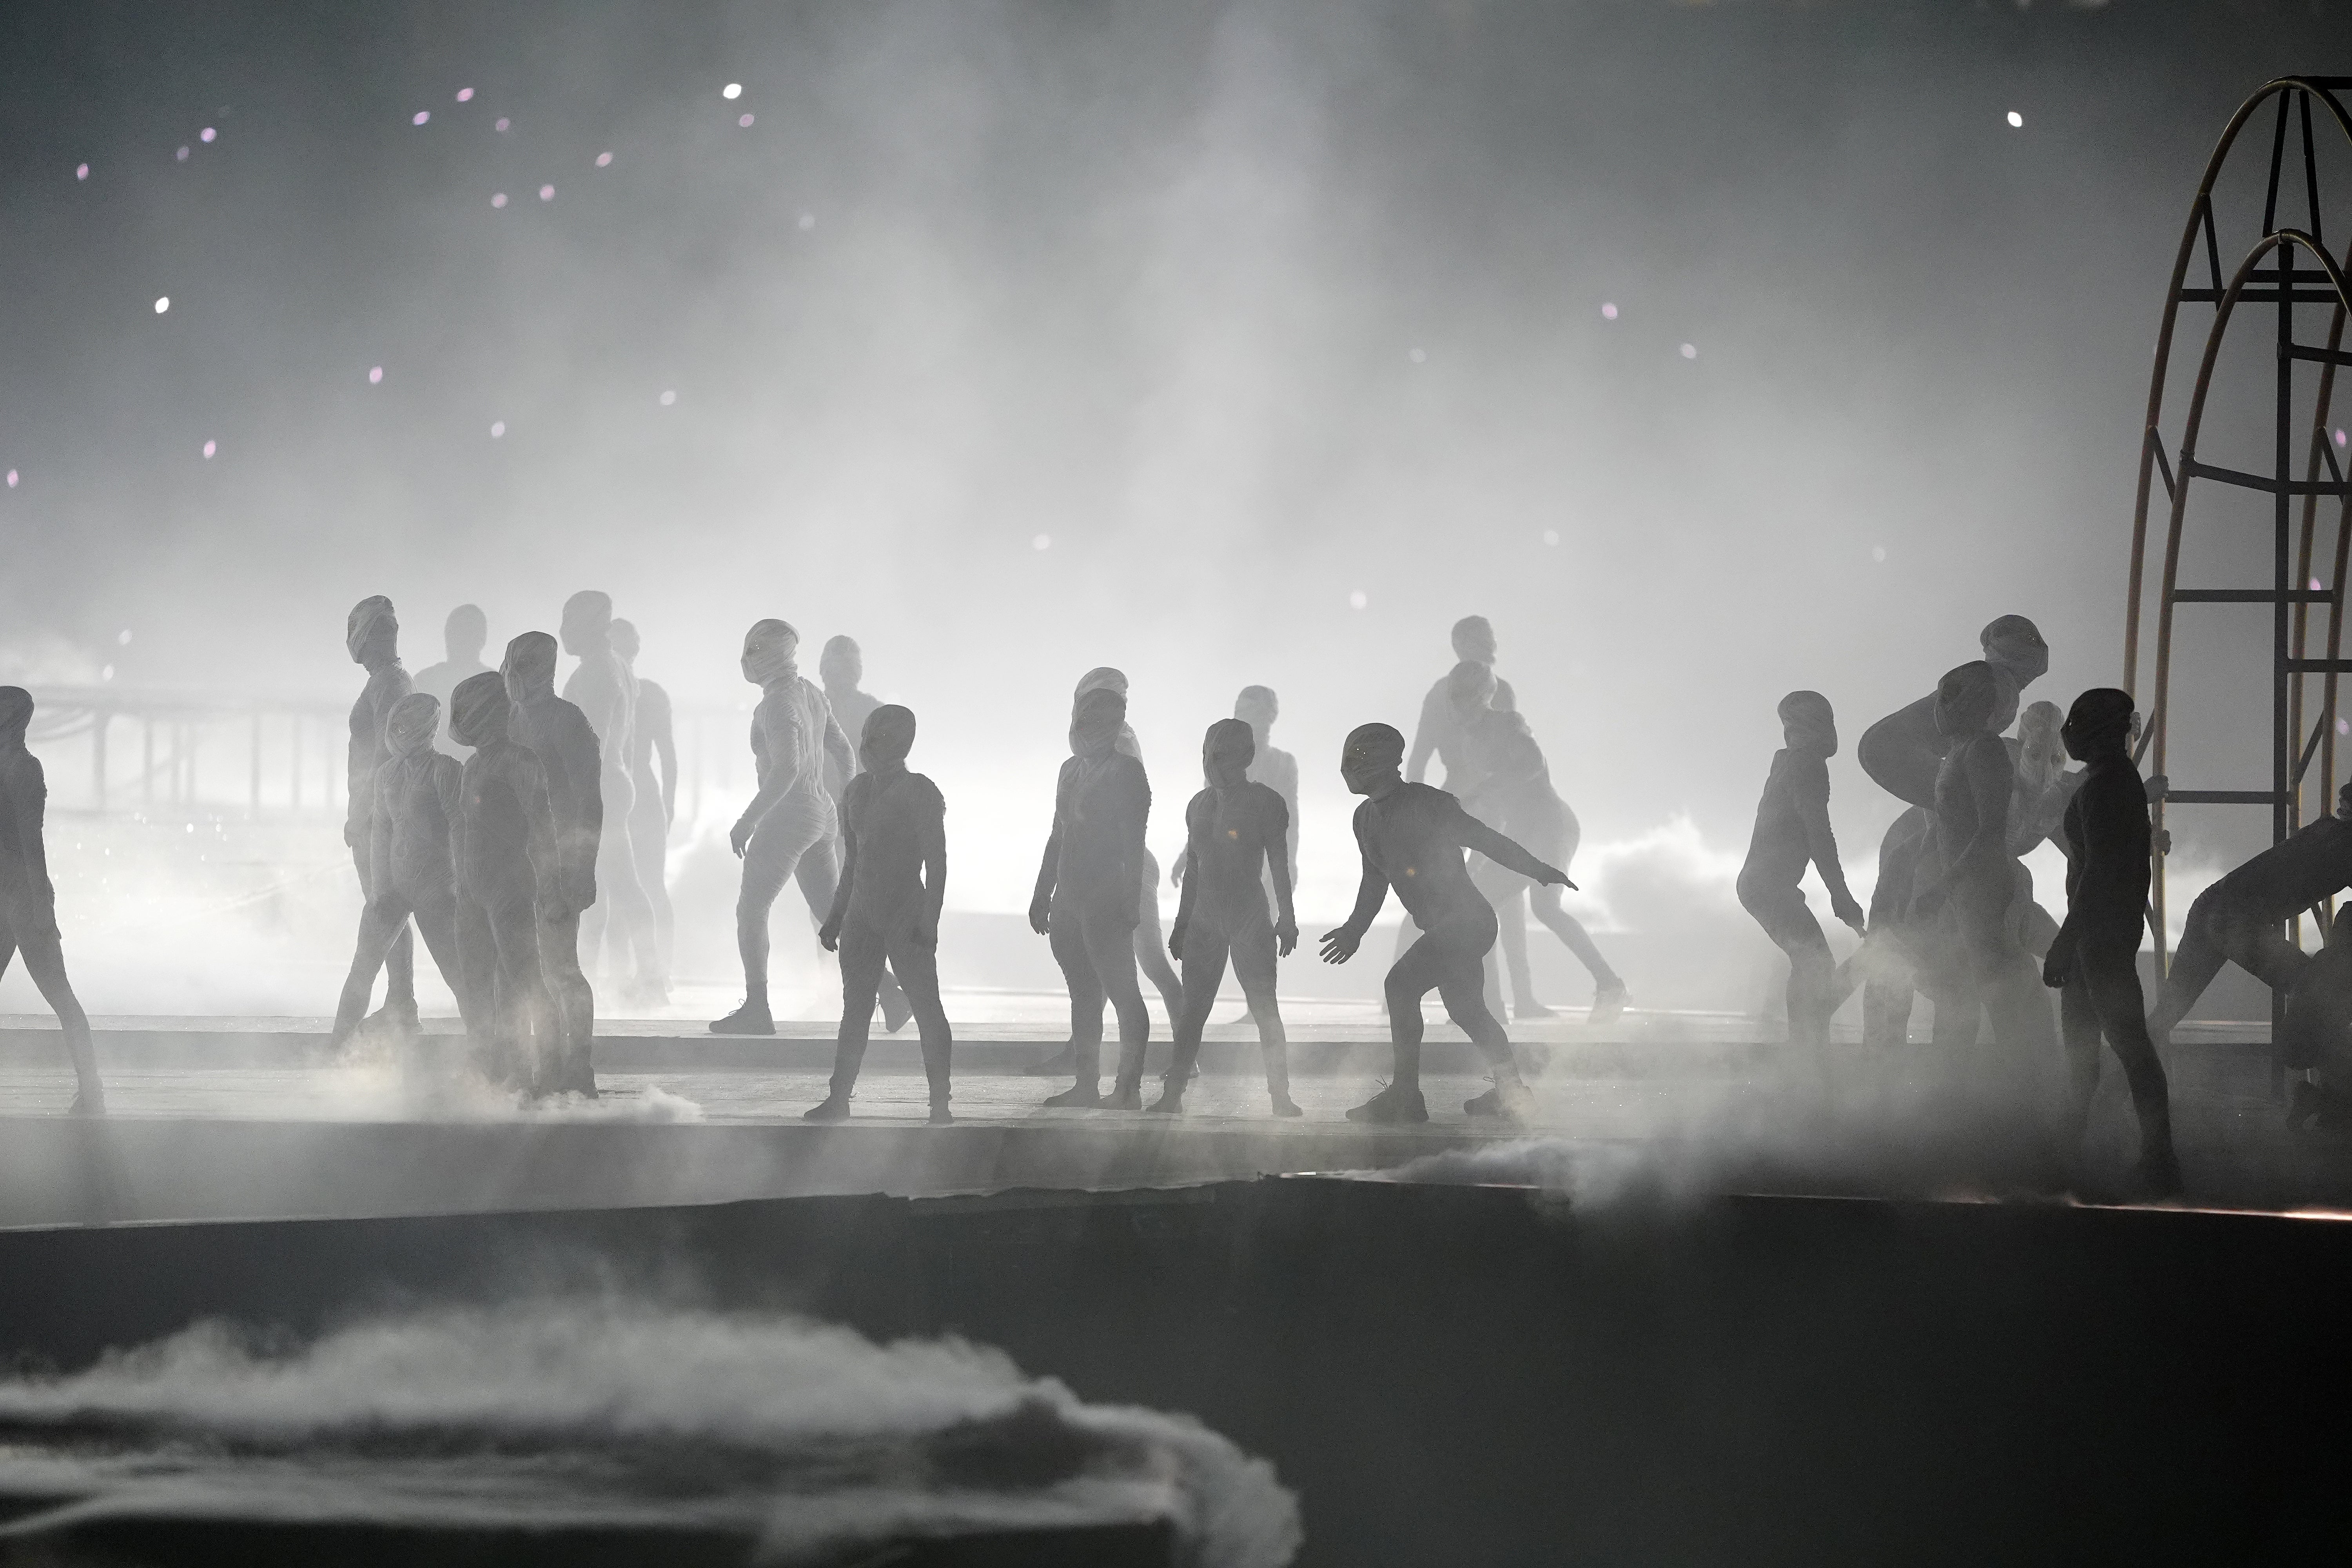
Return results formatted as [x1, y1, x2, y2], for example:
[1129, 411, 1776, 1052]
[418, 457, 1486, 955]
[1171, 795, 1206, 960]
[1452, 802, 1575, 888]
[517, 755, 567, 916]
[1320, 813, 1391, 963]
[819, 778, 859, 950]
[917, 781, 947, 946]
[1267, 791, 1298, 957]
[1406, 686, 1442, 784]
[730, 700, 799, 856]
[569, 716, 603, 902]
[1792, 755, 1864, 933]
[1030, 765, 1067, 934]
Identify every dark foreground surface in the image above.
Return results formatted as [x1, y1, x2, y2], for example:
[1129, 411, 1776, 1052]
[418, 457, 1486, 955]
[4, 1178, 2350, 1566]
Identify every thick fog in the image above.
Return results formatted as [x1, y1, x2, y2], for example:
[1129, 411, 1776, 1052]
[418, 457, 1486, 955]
[2, 0, 2348, 1015]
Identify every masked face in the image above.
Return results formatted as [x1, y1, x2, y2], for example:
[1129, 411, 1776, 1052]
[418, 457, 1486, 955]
[559, 591, 612, 656]
[448, 672, 509, 748]
[347, 597, 398, 666]
[383, 693, 441, 758]
[1450, 617, 1497, 664]
[860, 705, 916, 772]
[1071, 712, 1120, 760]
[1204, 719, 1255, 788]
[0, 687, 32, 749]
[1339, 723, 1405, 796]
[741, 624, 799, 686]
[1234, 687, 1278, 734]
[501, 632, 558, 702]
[1934, 663, 2000, 739]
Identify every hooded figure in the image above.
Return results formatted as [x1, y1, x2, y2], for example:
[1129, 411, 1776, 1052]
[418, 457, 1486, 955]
[1153, 718, 1299, 1117]
[609, 618, 676, 1002]
[0, 686, 103, 1114]
[501, 630, 601, 1095]
[561, 590, 656, 1002]
[448, 672, 564, 1089]
[1030, 685, 1156, 1108]
[1318, 719, 1572, 1125]
[1736, 691, 1867, 1047]
[343, 595, 418, 1033]
[413, 604, 490, 759]
[713, 619, 855, 1035]
[327, 693, 469, 1053]
[809, 704, 954, 1123]
[814, 634, 911, 1036]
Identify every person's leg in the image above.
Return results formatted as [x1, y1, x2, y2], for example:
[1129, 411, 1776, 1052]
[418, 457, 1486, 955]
[2083, 943, 2178, 1190]
[1471, 863, 1524, 1025]
[1862, 812, 1927, 1045]
[2224, 911, 2315, 997]
[1229, 908, 1297, 1112]
[719, 813, 798, 1029]
[1345, 930, 1439, 1122]
[1045, 911, 1105, 1105]
[2147, 889, 2239, 1038]
[1751, 892, 1835, 1046]
[352, 841, 418, 1019]
[1429, 912, 1527, 1104]
[535, 907, 596, 1096]
[811, 919, 889, 1118]
[885, 924, 955, 1119]
[489, 894, 552, 1089]
[11, 910, 101, 1112]
[790, 827, 842, 926]
[2058, 966, 2103, 1148]
[1134, 904, 1186, 1024]
[631, 794, 673, 995]
[407, 887, 468, 1028]
[455, 892, 509, 1082]
[329, 894, 416, 1050]
[1529, 882, 1624, 997]
[1084, 911, 1151, 1105]
[1494, 880, 1541, 1015]
[1152, 923, 1230, 1112]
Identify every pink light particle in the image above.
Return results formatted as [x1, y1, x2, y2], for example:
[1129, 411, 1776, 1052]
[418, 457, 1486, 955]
[4, 471, 16, 489]
[1680, 343, 1697, 359]
[456, 87, 474, 102]
[539, 184, 554, 201]
[491, 192, 507, 208]
[739, 113, 754, 128]
[176, 146, 189, 161]
[595, 151, 612, 167]
[495, 117, 510, 132]
[2315, 578, 2326, 592]
[1601, 302, 1617, 320]
[412, 111, 430, 126]
[2337, 428, 2348, 448]
[200, 127, 216, 143]
[75, 163, 87, 181]
[368, 366, 383, 384]
[490, 421, 506, 439]
[201, 439, 216, 459]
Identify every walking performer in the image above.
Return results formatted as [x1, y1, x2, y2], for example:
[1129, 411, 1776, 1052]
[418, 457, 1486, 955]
[0, 687, 104, 1114]
[1735, 691, 1868, 1046]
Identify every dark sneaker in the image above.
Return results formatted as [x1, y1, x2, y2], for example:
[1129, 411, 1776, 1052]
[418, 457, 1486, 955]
[365, 998, 421, 1037]
[1589, 983, 1628, 1026]
[1464, 1082, 1535, 1122]
[927, 1101, 954, 1125]
[1269, 1091, 1303, 1118]
[1103, 1082, 1143, 1111]
[804, 1095, 851, 1122]
[1043, 1083, 1102, 1108]
[69, 1086, 107, 1117]
[1346, 1082, 1428, 1123]
[2133, 1145, 2184, 1200]
[1147, 1083, 1185, 1114]
[709, 1002, 776, 1036]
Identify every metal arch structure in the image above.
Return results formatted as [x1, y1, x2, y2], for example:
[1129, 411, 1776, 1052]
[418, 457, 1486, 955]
[2124, 77, 2352, 992]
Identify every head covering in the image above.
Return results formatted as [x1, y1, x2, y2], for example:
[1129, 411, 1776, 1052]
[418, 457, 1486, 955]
[1343, 722, 1407, 773]
[610, 618, 641, 663]
[742, 619, 799, 685]
[820, 635, 863, 688]
[1234, 685, 1279, 724]
[1777, 690, 1837, 754]
[1980, 614, 2049, 687]
[1072, 668, 1141, 759]
[0, 686, 32, 746]
[502, 631, 559, 697]
[383, 693, 441, 757]
[862, 704, 917, 768]
[445, 603, 488, 661]
[1205, 717, 1256, 781]
[1446, 659, 1497, 711]
[1450, 615, 1497, 662]
[1936, 661, 2002, 735]
[448, 671, 510, 747]
[2062, 688, 2135, 749]
[347, 596, 397, 664]
[1071, 686, 1127, 759]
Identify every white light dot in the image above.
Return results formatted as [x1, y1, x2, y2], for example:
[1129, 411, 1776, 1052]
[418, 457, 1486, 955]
[1541, 529, 1560, 546]
[2339, 718, 2350, 737]
[495, 117, 510, 132]
[176, 145, 189, 161]
[75, 162, 88, 181]
[456, 87, 474, 102]
[2007, 110, 2024, 128]
[539, 184, 554, 201]
[100, 665, 114, 682]
[490, 421, 506, 438]
[797, 212, 815, 230]
[722, 82, 743, 100]
[1348, 590, 1369, 610]
[1872, 545, 1887, 563]
[595, 151, 613, 167]
[739, 113, 755, 128]
[412, 111, 430, 126]
[1679, 343, 1697, 359]
[116, 629, 132, 646]
[1407, 347, 1426, 364]
[1032, 533, 1052, 552]
[1601, 302, 1618, 320]
[659, 389, 676, 406]
[4, 471, 15, 488]
[368, 365, 383, 384]
[201, 439, 216, 459]
[200, 127, 216, 143]
[491, 192, 507, 208]
[153, 296, 169, 314]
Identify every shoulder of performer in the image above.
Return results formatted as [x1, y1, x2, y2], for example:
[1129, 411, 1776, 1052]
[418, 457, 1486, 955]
[907, 773, 946, 815]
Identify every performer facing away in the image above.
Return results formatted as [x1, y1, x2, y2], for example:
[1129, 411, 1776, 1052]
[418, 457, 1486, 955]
[1153, 718, 1300, 1118]
[1319, 722, 1572, 1126]
[448, 673, 563, 1091]
[327, 693, 467, 1054]
[1736, 691, 1866, 1047]
[0, 687, 104, 1114]
[811, 705, 953, 1123]
[501, 630, 601, 1097]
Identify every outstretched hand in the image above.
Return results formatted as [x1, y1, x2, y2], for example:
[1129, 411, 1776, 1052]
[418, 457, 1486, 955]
[1537, 862, 1578, 891]
[1319, 925, 1362, 965]
[1276, 916, 1299, 959]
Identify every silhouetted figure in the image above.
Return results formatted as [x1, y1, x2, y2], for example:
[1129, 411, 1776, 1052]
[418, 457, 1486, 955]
[810, 705, 953, 1123]
[561, 591, 656, 1003]
[714, 620, 851, 1035]
[1856, 615, 2048, 1044]
[2042, 689, 2178, 1194]
[412, 604, 490, 759]
[327, 693, 468, 1052]
[501, 631, 600, 1096]
[609, 619, 675, 1004]
[0, 687, 103, 1113]
[1032, 686, 1154, 1109]
[447, 673, 563, 1090]
[1452, 664, 1627, 1023]
[2282, 908, 2352, 1129]
[2146, 781, 2352, 1044]
[1737, 691, 1867, 1047]
[1152, 719, 1300, 1117]
[818, 634, 911, 1034]
[1209, 685, 1302, 1031]
[1319, 722, 1570, 1124]
[343, 596, 417, 1033]
[1912, 661, 2056, 1054]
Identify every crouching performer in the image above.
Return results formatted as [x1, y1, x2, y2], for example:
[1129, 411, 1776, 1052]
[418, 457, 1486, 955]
[447, 673, 566, 1091]
[1318, 722, 1573, 1124]
[811, 706, 953, 1124]
[1152, 719, 1301, 1118]
[0, 687, 104, 1114]
[327, 693, 469, 1052]
[2041, 689, 2178, 1195]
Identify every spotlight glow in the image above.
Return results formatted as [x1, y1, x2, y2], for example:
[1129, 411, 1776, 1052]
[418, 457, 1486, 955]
[2007, 110, 2024, 128]
[176, 146, 189, 161]
[722, 83, 743, 100]
[1541, 529, 1560, 546]
[739, 113, 755, 128]
[798, 212, 816, 230]
[200, 127, 216, 143]
[153, 296, 169, 314]
[1032, 534, 1053, 552]
[368, 366, 383, 384]
[1408, 347, 1426, 363]
[1601, 302, 1618, 319]
[201, 440, 216, 459]
[491, 192, 507, 207]
[659, 390, 676, 406]
[539, 184, 554, 201]
[495, 117, 510, 132]
[595, 151, 613, 167]
[75, 163, 87, 181]
[1348, 590, 1369, 610]
[4, 471, 15, 488]
[490, 421, 506, 438]
[412, 111, 430, 126]
[456, 87, 474, 102]
[1679, 342, 1697, 359]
